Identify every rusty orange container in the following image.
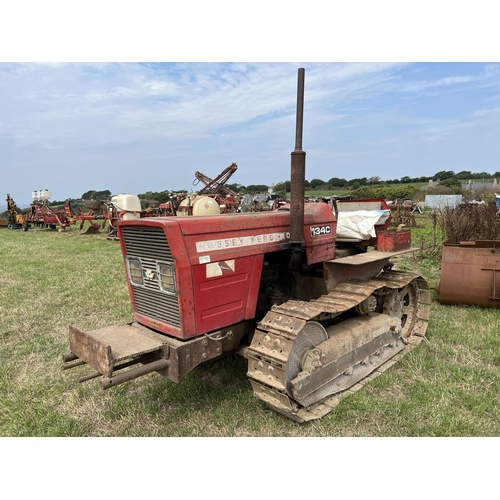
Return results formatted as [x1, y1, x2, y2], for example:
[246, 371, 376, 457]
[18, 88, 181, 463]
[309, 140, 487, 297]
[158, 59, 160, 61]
[377, 229, 411, 251]
[435, 240, 500, 307]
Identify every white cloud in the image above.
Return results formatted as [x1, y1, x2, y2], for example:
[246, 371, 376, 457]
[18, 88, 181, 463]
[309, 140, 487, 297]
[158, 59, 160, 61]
[2, 62, 500, 205]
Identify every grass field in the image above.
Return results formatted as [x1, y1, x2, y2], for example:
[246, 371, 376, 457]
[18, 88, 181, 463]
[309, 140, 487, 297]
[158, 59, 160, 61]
[1, 215, 499, 437]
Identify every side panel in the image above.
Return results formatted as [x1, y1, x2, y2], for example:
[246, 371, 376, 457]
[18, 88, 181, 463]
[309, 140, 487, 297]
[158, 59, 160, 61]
[303, 206, 336, 264]
[181, 212, 293, 265]
[191, 254, 264, 334]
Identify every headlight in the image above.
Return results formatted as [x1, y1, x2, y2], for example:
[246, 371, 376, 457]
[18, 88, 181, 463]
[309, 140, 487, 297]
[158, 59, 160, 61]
[158, 263, 176, 293]
[127, 258, 143, 285]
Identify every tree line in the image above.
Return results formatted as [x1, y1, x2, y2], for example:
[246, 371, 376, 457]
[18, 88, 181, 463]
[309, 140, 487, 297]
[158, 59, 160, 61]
[46, 169, 500, 208]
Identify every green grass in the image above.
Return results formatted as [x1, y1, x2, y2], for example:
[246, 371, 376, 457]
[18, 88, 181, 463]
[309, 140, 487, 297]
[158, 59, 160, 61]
[0, 219, 499, 436]
[304, 189, 349, 197]
[303, 183, 428, 198]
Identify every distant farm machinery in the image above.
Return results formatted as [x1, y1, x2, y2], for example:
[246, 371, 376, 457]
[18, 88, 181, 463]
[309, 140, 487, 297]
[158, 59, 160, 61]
[4, 189, 145, 235]
[6, 191, 111, 234]
[5, 194, 24, 229]
[5, 163, 282, 236]
[156, 163, 242, 217]
[104, 164, 244, 239]
[387, 199, 422, 228]
[193, 162, 241, 213]
[22, 190, 73, 231]
[71, 199, 108, 234]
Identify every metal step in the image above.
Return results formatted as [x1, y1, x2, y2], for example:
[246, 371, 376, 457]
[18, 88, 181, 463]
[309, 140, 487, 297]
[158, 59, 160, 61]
[67, 322, 169, 377]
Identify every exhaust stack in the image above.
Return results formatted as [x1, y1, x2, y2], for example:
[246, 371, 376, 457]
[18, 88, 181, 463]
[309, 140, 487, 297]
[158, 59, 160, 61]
[290, 68, 306, 251]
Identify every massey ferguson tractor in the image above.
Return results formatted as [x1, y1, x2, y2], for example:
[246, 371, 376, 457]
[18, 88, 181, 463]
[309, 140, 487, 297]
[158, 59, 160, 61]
[63, 69, 430, 422]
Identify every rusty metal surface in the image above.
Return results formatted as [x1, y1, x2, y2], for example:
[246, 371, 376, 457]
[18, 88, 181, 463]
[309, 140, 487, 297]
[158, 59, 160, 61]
[246, 271, 430, 422]
[377, 229, 411, 251]
[69, 323, 167, 377]
[270, 301, 324, 321]
[195, 163, 239, 198]
[193, 163, 241, 213]
[324, 256, 388, 291]
[258, 310, 306, 338]
[324, 248, 418, 292]
[101, 359, 170, 389]
[289, 68, 306, 247]
[435, 241, 500, 307]
[291, 318, 405, 407]
[330, 248, 417, 265]
[82, 223, 102, 235]
[66, 321, 251, 385]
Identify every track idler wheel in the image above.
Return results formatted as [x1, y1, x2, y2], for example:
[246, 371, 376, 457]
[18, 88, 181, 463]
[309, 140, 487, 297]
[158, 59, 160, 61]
[285, 321, 328, 395]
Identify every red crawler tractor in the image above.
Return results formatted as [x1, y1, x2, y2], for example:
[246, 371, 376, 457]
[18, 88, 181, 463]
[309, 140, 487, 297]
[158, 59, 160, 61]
[63, 69, 430, 422]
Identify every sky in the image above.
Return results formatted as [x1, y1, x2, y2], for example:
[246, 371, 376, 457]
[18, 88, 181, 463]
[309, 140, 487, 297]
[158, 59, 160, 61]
[1, 3, 499, 209]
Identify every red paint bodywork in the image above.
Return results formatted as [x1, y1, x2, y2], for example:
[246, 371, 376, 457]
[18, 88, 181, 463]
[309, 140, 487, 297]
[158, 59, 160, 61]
[377, 229, 411, 251]
[118, 203, 336, 340]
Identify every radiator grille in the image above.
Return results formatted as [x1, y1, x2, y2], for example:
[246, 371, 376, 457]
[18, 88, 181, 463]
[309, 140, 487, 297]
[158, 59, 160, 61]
[121, 226, 181, 327]
[121, 226, 173, 261]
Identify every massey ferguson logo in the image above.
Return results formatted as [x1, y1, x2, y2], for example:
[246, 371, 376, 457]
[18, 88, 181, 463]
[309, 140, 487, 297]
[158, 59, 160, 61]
[144, 269, 156, 281]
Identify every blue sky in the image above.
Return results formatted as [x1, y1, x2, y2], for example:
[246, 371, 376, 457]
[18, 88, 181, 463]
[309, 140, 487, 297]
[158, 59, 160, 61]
[2, 4, 499, 209]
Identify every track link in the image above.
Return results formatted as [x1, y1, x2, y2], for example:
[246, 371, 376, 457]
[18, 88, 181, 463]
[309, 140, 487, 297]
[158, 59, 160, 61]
[246, 270, 430, 422]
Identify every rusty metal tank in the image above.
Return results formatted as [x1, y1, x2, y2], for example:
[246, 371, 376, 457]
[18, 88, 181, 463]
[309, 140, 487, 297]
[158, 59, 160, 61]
[434, 240, 500, 307]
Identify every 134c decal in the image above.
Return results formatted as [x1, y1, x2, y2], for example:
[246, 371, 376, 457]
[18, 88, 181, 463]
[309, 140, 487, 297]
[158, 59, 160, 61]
[310, 225, 332, 237]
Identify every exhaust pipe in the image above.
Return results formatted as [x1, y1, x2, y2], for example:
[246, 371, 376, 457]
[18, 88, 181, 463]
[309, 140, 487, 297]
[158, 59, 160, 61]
[289, 68, 306, 267]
